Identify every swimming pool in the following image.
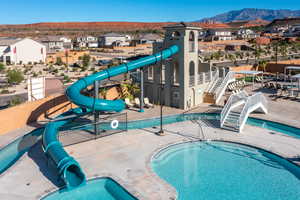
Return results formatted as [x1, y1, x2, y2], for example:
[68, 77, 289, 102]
[41, 177, 137, 200]
[152, 141, 300, 200]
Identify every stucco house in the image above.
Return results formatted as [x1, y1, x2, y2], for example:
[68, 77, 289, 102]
[98, 33, 130, 47]
[0, 37, 46, 64]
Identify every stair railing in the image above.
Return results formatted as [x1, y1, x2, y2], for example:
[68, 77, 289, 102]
[214, 71, 235, 104]
[205, 70, 219, 92]
[237, 92, 268, 132]
[220, 90, 248, 127]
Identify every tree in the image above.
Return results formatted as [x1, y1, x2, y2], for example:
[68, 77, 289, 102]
[82, 54, 91, 68]
[0, 63, 5, 73]
[7, 69, 24, 85]
[56, 57, 63, 65]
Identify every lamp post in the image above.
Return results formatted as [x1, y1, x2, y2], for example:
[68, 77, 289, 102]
[139, 68, 144, 112]
[157, 50, 165, 136]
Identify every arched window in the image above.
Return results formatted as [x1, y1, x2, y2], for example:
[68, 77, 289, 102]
[189, 61, 195, 87]
[173, 61, 179, 85]
[171, 31, 181, 40]
[189, 31, 195, 52]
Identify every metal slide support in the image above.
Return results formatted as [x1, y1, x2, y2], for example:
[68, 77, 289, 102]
[94, 80, 100, 136]
[140, 68, 144, 112]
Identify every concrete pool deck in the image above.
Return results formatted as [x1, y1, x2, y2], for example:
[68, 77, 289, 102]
[0, 119, 300, 200]
[0, 89, 300, 200]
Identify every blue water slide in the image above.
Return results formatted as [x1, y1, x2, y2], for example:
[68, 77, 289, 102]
[42, 45, 179, 189]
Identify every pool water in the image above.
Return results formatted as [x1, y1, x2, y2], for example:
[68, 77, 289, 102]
[152, 142, 300, 200]
[42, 177, 137, 200]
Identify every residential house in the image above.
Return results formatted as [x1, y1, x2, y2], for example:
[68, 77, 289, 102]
[283, 24, 300, 37]
[98, 33, 130, 47]
[133, 33, 162, 45]
[205, 29, 235, 41]
[265, 17, 300, 35]
[75, 36, 98, 48]
[0, 37, 46, 64]
[39, 36, 64, 53]
[236, 29, 259, 39]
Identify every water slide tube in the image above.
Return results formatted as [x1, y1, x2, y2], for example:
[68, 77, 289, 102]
[42, 45, 179, 189]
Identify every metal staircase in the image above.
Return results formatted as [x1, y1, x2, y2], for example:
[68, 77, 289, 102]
[220, 92, 268, 133]
[204, 71, 236, 104]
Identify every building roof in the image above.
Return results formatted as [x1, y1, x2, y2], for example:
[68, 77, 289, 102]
[0, 37, 22, 46]
[163, 22, 202, 30]
[38, 36, 62, 42]
[102, 32, 125, 37]
[138, 33, 162, 41]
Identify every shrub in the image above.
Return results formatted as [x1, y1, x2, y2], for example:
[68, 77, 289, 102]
[0, 63, 5, 72]
[9, 96, 22, 107]
[7, 69, 24, 85]
[0, 89, 9, 94]
[82, 54, 91, 68]
[56, 57, 63, 65]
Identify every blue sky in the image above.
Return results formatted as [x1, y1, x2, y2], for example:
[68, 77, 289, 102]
[1, 0, 300, 24]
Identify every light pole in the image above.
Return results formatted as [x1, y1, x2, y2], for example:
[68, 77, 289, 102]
[139, 68, 144, 112]
[157, 49, 164, 136]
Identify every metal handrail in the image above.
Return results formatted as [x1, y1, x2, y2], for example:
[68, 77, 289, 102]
[220, 90, 248, 126]
[214, 71, 235, 103]
[238, 92, 267, 132]
[205, 70, 219, 92]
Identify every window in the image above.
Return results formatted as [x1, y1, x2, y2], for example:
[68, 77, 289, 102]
[171, 31, 181, 40]
[189, 61, 195, 87]
[173, 62, 179, 85]
[189, 31, 195, 52]
[148, 66, 153, 80]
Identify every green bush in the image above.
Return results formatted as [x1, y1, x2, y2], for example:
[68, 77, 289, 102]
[0, 63, 5, 72]
[9, 96, 22, 107]
[7, 69, 24, 85]
[0, 89, 9, 94]
[56, 57, 63, 65]
[82, 54, 91, 68]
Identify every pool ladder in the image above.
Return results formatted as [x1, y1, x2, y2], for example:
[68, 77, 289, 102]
[191, 120, 206, 141]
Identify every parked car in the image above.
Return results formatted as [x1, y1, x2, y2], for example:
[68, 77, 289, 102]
[98, 59, 113, 66]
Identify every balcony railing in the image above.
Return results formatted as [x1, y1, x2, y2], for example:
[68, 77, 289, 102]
[189, 75, 195, 87]
[189, 42, 195, 52]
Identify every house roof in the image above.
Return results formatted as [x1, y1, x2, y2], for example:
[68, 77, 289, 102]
[163, 22, 202, 30]
[102, 32, 125, 37]
[0, 37, 22, 46]
[138, 33, 162, 41]
[38, 36, 62, 42]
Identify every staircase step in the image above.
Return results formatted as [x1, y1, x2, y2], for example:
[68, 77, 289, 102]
[222, 124, 239, 132]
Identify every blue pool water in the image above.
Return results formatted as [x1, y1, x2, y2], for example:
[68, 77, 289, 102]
[152, 142, 300, 200]
[42, 177, 137, 200]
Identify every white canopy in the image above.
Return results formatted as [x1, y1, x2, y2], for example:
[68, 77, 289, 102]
[235, 70, 263, 75]
[285, 66, 300, 70]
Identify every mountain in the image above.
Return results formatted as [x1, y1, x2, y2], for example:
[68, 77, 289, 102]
[199, 8, 300, 23]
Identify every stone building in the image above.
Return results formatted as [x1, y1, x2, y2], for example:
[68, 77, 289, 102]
[144, 23, 215, 110]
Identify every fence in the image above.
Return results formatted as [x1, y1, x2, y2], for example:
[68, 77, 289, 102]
[58, 112, 127, 146]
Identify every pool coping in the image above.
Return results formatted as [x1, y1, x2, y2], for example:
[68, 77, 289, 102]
[146, 138, 300, 200]
[37, 174, 146, 200]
